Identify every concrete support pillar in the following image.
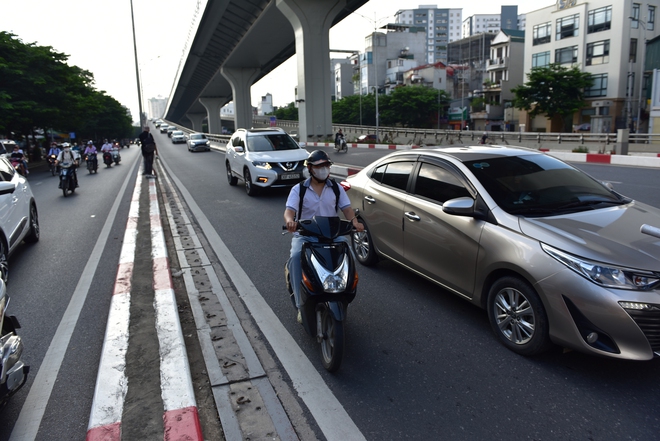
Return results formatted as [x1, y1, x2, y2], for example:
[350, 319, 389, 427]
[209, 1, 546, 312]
[186, 113, 207, 132]
[221, 67, 260, 131]
[616, 129, 629, 155]
[199, 97, 228, 135]
[276, 0, 346, 143]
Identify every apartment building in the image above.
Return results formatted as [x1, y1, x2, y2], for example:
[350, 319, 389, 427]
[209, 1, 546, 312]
[524, 0, 659, 133]
[394, 5, 462, 64]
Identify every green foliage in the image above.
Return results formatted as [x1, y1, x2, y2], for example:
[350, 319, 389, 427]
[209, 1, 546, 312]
[269, 102, 298, 121]
[512, 63, 594, 126]
[331, 85, 450, 129]
[0, 32, 132, 141]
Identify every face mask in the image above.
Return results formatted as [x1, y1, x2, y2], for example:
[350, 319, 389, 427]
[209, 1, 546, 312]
[64, 148, 71, 152]
[313, 166, 330, 181]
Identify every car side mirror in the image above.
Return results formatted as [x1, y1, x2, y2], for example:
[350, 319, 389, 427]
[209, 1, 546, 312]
[0, 182, 16, 196]
[234, 146, 244, 153]
[442, 197, 475, 216]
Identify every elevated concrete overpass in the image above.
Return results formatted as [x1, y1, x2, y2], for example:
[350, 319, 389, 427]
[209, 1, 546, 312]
[165, 0, 369, 142]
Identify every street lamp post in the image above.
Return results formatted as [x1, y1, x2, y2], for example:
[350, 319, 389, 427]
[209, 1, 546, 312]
[130, 0, 144, 127]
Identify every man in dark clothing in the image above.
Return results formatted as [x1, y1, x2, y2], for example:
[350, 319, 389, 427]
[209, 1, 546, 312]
[139, 126, 158, 177]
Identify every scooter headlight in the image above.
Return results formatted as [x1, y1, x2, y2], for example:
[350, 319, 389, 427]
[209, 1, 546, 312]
[311, 253, 349, 293]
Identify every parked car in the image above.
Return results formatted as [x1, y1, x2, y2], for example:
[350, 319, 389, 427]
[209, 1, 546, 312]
[0, 156, 39, 283]
[357, 134, 377, 143]
[171, 131, 186, 144]
[159, 124, 169, 134]
[225, 128, 308, 196]
[0, 140, 19, 158]
[347, 145, 660, 360]
[187, 133, 211, 152]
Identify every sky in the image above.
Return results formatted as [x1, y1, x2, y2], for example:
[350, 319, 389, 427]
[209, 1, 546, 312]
[1, 0, 539, 125]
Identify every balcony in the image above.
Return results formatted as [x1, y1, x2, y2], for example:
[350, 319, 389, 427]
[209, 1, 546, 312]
[487, 57, 508, 70]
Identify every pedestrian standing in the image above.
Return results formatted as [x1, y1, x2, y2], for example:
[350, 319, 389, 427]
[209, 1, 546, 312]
[138, 126, 157, 177]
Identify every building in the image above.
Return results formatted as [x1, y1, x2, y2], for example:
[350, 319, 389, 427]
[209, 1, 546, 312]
[148, 96, 168, 120]
[462, 6, 525, 38]
[394, 5, 463, 64]
[523, 0, 660, 133]
[470, 29, 525, 132]
[333, 57, 355, 100]
[257, 93, 273, 116]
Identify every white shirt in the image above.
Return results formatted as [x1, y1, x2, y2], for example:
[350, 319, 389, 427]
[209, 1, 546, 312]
[101, 142, 113, 152]
[56, 149, 79, 164]
[285, 178, 351, 221]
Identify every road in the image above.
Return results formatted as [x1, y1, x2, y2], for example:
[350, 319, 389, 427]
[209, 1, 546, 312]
[1, 133, 659, 440]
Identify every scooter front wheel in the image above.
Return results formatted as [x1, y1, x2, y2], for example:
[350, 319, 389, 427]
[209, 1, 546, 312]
[320, 306, 345, 372]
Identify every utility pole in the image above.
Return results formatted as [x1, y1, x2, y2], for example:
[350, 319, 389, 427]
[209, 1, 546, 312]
[130, 0, 144, 128]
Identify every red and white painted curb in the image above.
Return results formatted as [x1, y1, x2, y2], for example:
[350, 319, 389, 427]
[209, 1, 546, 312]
[86, 172, 202, 440]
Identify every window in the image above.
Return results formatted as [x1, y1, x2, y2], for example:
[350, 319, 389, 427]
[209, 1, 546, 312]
[585, 73, 608, 97]
[586, 40, 609, 65]
[588, 6, 612, 33]
[0, 157, 14, 182]
[649, 6, 656, 30]
[532, 51, 551, 68]
[533, 22, 551, 45]
[413, 163, 470, 204]
[555, 46, 578, 65]
[630, 38, 638, 63]
[631, 3, 640, 29]
[556, 14, 579, 40]
[372, 161, 414, 191]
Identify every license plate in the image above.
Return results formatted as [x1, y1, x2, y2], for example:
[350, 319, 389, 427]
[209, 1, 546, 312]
[281, 173, 300, 180]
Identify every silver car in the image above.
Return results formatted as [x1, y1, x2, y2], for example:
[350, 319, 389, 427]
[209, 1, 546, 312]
[187, 133, 210, 152]
[347, 146, 660, 360]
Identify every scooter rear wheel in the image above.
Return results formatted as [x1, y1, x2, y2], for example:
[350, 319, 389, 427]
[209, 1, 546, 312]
[320, 306, 344, 372]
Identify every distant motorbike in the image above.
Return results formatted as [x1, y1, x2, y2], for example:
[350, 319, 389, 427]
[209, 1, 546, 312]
[111, 147, 121, 165]
[59, 161, 76, 196]
[102, 151, 113, 168]
[283, 216, 359, 372]
[48, 154, 59, 176]
[334, 135, 347, 153]
[0, 279, 29, 408]
[85, 153, 98, 174]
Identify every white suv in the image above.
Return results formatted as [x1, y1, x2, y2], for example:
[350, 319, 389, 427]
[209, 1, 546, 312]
[0, 156, 39, 282]
[225, 128, 308, 196]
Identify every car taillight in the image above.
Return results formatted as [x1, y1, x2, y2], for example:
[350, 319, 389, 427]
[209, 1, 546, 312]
[339, 180, 351, 191]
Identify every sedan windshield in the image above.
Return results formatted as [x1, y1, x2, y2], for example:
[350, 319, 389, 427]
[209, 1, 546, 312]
[246, 134, 299, 152]
[464, 154, 627, 215]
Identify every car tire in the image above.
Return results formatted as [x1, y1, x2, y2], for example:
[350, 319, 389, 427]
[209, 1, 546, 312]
[226, 161, 238, 186]
[351, 220, 378, 266]
[0, 238, 7, 283]
[487, 276, 551, 356]
[24, 203, 39, 243]
[244, 168, 258, 196]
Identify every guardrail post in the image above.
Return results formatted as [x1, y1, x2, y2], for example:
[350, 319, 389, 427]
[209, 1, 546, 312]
[580, 134, 584, 145]
[537, 133, 541, 143]
[518, 132, 522, 142]
[471, 132, 475, 141]
[557, 134, 562, 144]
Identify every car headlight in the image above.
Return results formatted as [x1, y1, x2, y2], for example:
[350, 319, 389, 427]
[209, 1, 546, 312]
[311, 253, 349, 293]
[252, 161, 272, 169]
[542, 244, 660, 290]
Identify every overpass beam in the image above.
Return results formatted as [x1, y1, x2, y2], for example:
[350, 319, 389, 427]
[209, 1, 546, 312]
[276, 0, 346, 143]
[221, 67, 260, 130]
[199, 97, 228, 134]
[186, 113, 206, 132]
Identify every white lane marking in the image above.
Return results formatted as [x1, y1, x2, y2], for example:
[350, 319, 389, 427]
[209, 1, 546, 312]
[160, 161, 366, 441]
[9, 158, 140, 441]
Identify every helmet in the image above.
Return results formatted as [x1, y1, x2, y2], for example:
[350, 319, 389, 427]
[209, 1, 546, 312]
[62, 142, 70, 148]
[306, 150, 332, 167]
[87, 140, 93, 145]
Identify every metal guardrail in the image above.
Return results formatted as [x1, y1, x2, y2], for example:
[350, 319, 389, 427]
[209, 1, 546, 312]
[161, 119, 660, 154]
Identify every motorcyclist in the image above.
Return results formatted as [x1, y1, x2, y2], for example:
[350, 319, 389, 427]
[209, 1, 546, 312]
[56, 142, 80, 188]
[48, 142, 61, 157]
[84, 140, 98, 170]
[100, 139, 113, 153]
[283, 150, 364, 322]
[334, 128, 344, 148]
[10, 145, 28, 175]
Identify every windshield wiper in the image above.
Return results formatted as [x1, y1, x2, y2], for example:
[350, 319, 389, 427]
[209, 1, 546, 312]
[555, 199, 626, 211]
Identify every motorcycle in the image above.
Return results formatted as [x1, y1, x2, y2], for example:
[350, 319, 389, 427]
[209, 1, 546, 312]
[283, 216, 358, 372]
[334, 135, 347, 153]
[0, 279, 29, 408]
[9, 158, 27, 176]
[111, 147, 121, 165]
[102, 151, 113, 168]
[48, 154, 59, 176]
[85, 153, 98, 174]
[59, 161, 76, 196]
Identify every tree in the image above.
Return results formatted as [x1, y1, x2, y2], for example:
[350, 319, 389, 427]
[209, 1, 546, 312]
[512, 63, 593, 132]
[269, 102, 298, 121]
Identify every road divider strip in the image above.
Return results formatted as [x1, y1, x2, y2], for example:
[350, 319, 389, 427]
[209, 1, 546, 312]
[86, 168, 142, 440]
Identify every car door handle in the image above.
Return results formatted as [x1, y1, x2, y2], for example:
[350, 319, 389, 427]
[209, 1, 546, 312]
[404, 211, 420, 221]
[364, 196, 376, 204]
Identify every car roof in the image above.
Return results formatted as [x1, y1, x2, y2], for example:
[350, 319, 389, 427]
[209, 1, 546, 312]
[236, 127, 286, 135]
[385, 145, 544, 163]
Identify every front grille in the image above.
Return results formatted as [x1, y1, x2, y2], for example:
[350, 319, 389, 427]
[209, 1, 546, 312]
[624, 306, 660, 354]
[274, 161, 302, 172]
